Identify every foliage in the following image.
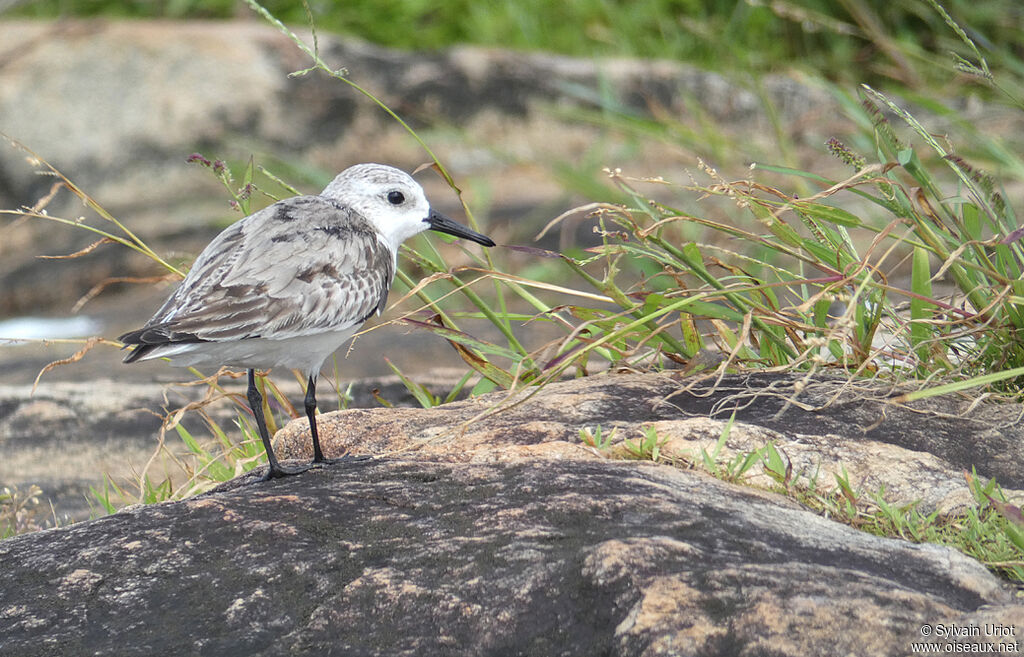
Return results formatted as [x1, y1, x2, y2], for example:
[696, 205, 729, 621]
[9, 0, 1023, 93]
[593, 422, 1024, 583]
[0, 485, 46, 538]
[408, 5, 1024, 398]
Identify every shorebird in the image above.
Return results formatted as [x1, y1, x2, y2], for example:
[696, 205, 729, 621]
[120, 163, 495, 478]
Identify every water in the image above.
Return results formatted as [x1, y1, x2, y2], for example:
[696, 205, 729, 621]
[0, 315, 102, 342]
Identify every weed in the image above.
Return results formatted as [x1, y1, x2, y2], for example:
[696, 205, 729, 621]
[0, 485, 46, 538]
[579, 425, 616, 451]
[695, 412, 768, 483]
[621, 425, 666, 462]
[688, 437, 1024, 583]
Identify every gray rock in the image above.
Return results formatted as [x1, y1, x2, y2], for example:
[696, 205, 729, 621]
[0, 374, 463, 523]
[0, 379, 176, 523]
[277, 371, 1024, 513]
[3, 371, 1023, 655]
[0, 458, 1019, 657]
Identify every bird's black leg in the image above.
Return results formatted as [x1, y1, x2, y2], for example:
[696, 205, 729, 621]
[306, 374, 328, 463]
[306, 374, 367, 466]
[248, 369, 307, 479]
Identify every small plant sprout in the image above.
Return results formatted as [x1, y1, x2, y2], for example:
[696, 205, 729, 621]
[699, 411, 735, 478]
[760, 443, 793, 489]
[621, 425, 666, 462]
[579, 425, 616, 451]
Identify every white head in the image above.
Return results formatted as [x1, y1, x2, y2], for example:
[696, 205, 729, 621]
[321, 163, 494, 252]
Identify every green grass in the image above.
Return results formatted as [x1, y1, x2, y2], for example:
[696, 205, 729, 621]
[581, 421, 1024, 583]
[2, 0, 1024, 584]
[438, 4, 1024, 394]
[9, 0, 1024, 94]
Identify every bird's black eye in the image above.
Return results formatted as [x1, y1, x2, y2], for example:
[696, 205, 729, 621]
[387, 191, 405, 205]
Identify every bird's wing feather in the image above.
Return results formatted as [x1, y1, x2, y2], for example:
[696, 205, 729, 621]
[124, 196, 394, 346]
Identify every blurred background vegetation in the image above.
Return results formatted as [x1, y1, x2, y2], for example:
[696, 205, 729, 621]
[4, 0, 1023, 391]
[8, 0, 1022, 93]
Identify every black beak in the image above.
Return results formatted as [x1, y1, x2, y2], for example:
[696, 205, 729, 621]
[426, 209, 495, 247]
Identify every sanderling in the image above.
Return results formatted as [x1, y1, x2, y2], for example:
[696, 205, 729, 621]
[120, 163, 495, 479]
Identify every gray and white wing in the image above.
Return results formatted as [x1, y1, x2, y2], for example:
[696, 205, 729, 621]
[124, 196, 394, 348]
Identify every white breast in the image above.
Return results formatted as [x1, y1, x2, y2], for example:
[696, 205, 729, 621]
[135, 326, 362, 376]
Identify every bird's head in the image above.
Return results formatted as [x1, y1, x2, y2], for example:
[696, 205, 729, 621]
[321, 164, 495, 251]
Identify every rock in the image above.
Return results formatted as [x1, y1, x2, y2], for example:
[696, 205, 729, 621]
[0, 373, 465, 523]
[1, 379, 192, 524]
[0, 458, 1019, 656]
[276, 371, 1024, 514]
[3, 370, 1024, 655]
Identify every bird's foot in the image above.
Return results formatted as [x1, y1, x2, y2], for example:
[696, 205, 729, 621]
[312, 452, 372, 467]
[263, 462, 313, 480]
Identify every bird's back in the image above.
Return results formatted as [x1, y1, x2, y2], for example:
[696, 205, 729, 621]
[120, 195, 395, 372]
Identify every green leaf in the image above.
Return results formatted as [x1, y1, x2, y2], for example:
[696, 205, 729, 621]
[700, 415, 732, 476]
[962, 203, 982, 241]
[813, 298, 832, 329]
[642, 293, 666, 315]
[750, 163, 835, 185]
[680, 313, 704, 354]
[385, 358, 439, 409]
[994, 243, 1023, 283]
[894, 365, 1024, 402]
[471, 377, 498, 395]
[681, 242, 711, 277]
[89, 476, 119, 516]
[175, 423, 203, 455]
[910, 246, 933, 361]
[174, 424, 233, 482]
[748, 202, 804, 248]
[800, 237, 854, 269]
[680, 299, 747, 323]
[794, 201, 862, 227]
[762, 442, 788, 483]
